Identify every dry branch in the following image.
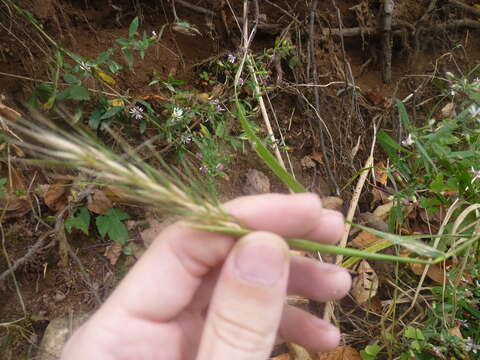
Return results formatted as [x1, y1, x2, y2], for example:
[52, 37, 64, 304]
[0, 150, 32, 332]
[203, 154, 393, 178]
[447, 0, 480, 18]
[175, 0, 281, 34]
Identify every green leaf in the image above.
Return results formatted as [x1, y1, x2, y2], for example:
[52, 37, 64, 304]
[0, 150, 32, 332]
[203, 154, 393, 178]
[139, 120, 147, 134]
[65, 207, 91, 235]
[96, 208, 130, 244]
[89, 108, 104, 129]
[236, 100, 306, 193]
[64, 73, 80, 85]
[129, 17, 139, 38]
[100, 106, 123, 120]
[404, 326, 425, 340]
[58, 85, 90, 101]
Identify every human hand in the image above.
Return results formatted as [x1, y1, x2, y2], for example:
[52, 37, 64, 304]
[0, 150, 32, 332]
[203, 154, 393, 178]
[61, 193, 351, 360]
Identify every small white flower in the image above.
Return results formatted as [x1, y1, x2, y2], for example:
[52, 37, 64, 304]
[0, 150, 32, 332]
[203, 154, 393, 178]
[401, 133, 414, 147]
[171, 107, 184, 121]
[468, 104, 480, 118]
[152, 30, 157, 37]
[181, 135, 192, 144]
[237, 77, 244, 86]
[471, 167, 480, 183]
[79, 61, 91, 72]
[216, 104, 225, 112]
[129, 106, 144, 120]
[227, 54, 236, 63]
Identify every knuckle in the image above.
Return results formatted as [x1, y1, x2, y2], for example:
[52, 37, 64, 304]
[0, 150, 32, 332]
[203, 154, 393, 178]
[210, 306, 273, 352]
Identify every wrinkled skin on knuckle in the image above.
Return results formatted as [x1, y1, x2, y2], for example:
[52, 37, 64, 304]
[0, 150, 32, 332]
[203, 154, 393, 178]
[210, 305, 276, 353]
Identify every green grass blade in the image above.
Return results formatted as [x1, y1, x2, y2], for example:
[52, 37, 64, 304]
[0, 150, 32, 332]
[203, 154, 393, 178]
[349, 222, 448, 258]
[235, 100, 306, 193]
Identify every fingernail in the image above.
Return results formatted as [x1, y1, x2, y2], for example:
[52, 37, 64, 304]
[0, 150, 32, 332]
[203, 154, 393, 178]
[234, 234, 287, 286]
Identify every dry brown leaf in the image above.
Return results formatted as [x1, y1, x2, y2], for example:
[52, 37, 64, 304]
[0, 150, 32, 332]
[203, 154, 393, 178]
[439, 102, 456, 119]
[408, 261, 446, 284]
[44, 179, 71, 211]
[352, 260, 378, 305]
[87, 189, 113, 214]
[373, 202, 393, 220]
[448, 326, 463, 339]
[243, 169, 270, 195]
[350, 231, 382, 248]
[310, 152, 324, 165]
[104, 242, 123, 265]
[287, 343, 314, 360]
[358, 212, 388, 232]
[316, 345, 362, 360]
[301, 155, 316, 169]
[374, 161, 388, 185]
[0, 166, 31, 217]
[321, 196, 343, 211]
[370, 188, 389, 207]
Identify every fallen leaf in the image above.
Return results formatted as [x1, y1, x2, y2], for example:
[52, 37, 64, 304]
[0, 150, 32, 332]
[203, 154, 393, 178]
[373, 202, 393, 220]
[439, 102, 455, 119]
[358, 212, 388, 232]
[316, 345, 362, 360]
[44, 179, 71, 211]
[310, 152, 324, 165]
[301, 155, 316, 168]
[104, 242, 123, 265]
[0, 166, 31, 217]
[287, 343, 314, 360]
[87, 189, 113, 214]
[408, 261, 446, 284]
[350, 231, 382, 248]
[448, 326, 463, 339]
[321, 196, 343, 211]
[352, 260, 378, 305]
[370, 188, 389, 207]
[243, 169, 270, 195]
[374, 161, 388, 185]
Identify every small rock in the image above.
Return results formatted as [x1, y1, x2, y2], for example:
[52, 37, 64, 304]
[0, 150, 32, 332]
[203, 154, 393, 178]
[53, 291, 66, 302]
[300, 155, 316, 168]
[37, 313, 89, 360]
[243, 169, 270, 195]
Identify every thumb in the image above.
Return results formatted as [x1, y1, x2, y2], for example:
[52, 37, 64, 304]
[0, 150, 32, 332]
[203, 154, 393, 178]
[196, 231, 290, 360]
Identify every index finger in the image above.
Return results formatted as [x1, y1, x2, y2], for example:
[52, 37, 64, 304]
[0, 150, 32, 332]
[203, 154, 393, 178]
[100, 193, 344, 322]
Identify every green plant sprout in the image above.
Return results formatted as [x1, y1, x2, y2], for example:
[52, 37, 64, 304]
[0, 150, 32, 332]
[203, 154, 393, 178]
[3, 114, 479, 266]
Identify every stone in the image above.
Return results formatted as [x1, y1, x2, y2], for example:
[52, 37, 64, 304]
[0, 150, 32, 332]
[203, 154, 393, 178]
[36, 313, 89, 360]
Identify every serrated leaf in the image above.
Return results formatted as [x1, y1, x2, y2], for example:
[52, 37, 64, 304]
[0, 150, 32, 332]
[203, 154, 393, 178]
[96, 208, 130, 244]
[65, 206, 90, 235]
